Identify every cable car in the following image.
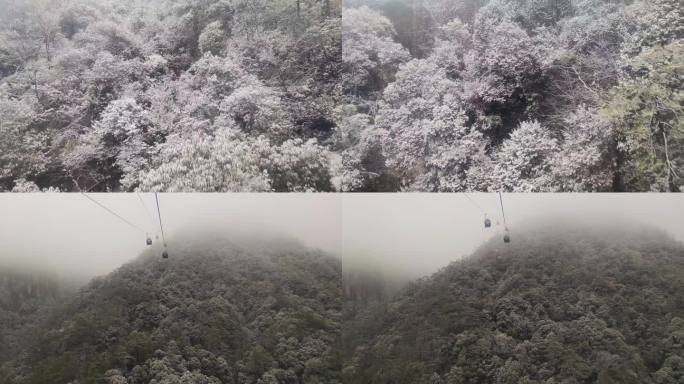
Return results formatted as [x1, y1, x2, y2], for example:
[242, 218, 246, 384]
[484, 216, 491, 228]
[146, 235, 152, 246]
[155, 193, 169, 259]
[498, 193, 510, 243]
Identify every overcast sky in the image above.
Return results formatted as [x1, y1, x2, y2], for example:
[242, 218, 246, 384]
[1, 193, 682, 281]
[342, 193, 684, 278]
[0, 194, 343, 280]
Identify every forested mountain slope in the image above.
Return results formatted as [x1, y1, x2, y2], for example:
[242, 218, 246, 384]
[340, 0, 683, 192]
[0, 234, 342, 384]
[343, 223, 684, 383]
[1, 0, 681, 192]
[0, 0, 341, 192]
[0, 268, 77, 365]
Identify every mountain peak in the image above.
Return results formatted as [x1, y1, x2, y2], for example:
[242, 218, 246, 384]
[1, 235, 342, 384]
[344, 222, 684, 384]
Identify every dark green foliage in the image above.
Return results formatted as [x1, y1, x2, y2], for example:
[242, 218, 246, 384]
[1, 234, 341, 384]
[0, 269, 74, 363]
[602, 41, 683, 192]
[344, 223, 684, 383]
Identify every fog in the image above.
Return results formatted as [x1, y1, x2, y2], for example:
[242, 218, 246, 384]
[342, 193, 684, 279]
[2, 193, 683, 283]
[0, 194, 342, 281]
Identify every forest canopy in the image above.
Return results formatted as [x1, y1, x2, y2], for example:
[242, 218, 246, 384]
[0, 0, 684, 192]
[0, 0, 681, 191]
[340, 0, 683, 192]
[0, 233, 342, 384]
[342, 222, 684, 383]
[0, 0, 342, 192]
[2, 206, 684, 383]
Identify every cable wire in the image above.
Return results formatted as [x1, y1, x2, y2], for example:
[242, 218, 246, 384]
[155, 192, 167, 245]
[81, 193, 147, 234]
[498, 192, 508, 228]
[463, 192, 486, 214]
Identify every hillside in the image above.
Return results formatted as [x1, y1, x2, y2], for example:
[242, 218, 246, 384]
[1, 0, 681, 192]
[343, 223, 684, 383]
[340, 0, 683, 192]
[0, 268, 77, 365]
[0, 0, 341, 192]
[0, 234, 342, 384]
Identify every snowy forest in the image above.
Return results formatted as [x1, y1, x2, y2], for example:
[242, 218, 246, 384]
[3, 220, 684, 383]
[342, 222, 684, 383]
[2, 191, 684, 383]
[340, 0, 682, 192]
[0, 0, 682, 192]
[0, 0, 342, 192]
[0, 233, 342, 383]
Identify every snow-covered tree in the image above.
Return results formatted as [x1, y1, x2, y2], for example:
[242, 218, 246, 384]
[198, 21, 226, 55]
[465, 21, 544, 106]
[342, 6, 410, 98]
[622, 0, 684, 55]
[491, 120, 559, 191]
[136, 128, 273, 192]
[603, 41, 684, 192]
[376, 59, 487, 191]
[136, 127, 333, 192]
[0, 91, 48, 189]
[0, 0, 680, 191]
[217, 83, 294, 141]
[332, 110, 393, 191]
[61, 98, 160, 191]
[551, 106, 614, 191]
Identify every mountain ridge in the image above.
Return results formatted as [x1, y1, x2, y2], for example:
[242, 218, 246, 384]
[1, 233, 342, 384]
[343, 223, 684, 384]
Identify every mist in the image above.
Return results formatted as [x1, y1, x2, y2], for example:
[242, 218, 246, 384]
[2, 193, 683, 284]
[342, 193, 684, 279]
[0, 194, 343, 281]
